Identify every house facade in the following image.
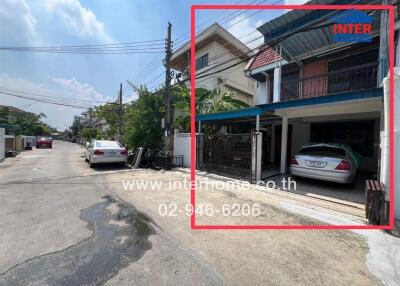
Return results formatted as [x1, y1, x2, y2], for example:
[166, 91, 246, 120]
[170, 23, 257, 105]
[194, 1, 399, 216]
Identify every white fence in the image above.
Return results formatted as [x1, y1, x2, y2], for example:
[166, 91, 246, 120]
[0, 128, 4, 161]
[174, 131, 195, 168]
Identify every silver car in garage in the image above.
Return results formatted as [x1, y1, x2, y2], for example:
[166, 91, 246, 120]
[290, 143, 361, 184]
[85, 140, 127, 168]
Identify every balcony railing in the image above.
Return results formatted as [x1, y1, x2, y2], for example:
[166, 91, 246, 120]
[280, 62, 378, 101]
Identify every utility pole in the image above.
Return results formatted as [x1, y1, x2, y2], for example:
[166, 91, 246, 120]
[117, 83, 123, 142]
[89, 107, 92, 142]
[377, 0, 388, 85]
[164, 22, 173, 152]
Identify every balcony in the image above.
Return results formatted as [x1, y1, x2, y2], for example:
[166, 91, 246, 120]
[280, 62, 378, 101]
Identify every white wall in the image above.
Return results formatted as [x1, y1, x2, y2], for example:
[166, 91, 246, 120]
[393, 68, 399, 218]
[256, 81, 267, 105]
[174, 131, 193, 167]
[291, 121, 309, 156]
[195, 41, 257, 105]
[0, 128, 5, 161]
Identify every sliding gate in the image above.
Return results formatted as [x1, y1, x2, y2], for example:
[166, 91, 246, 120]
[196, 132, 261, 183]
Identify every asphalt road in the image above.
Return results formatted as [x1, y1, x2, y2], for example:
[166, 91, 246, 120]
[0, 141, 222, 286]
[0, 141, 398, 286]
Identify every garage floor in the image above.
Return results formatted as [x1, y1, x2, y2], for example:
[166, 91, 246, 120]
[267, 172, 371, 205]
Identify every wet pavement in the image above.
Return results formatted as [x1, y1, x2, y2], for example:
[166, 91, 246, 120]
[0, 195, 154, 286]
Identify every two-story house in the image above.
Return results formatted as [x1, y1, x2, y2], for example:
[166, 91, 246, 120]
[195, 2, 399, 194]
[170, 23, 257, 105]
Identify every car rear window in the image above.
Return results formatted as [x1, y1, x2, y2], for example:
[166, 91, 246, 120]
[95, 141, 122, 148]
[299, 146, 346, 157]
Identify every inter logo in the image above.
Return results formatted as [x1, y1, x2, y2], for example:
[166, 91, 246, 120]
[331, 10, 373, 43]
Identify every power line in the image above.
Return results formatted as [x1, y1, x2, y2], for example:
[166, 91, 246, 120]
[0, 91, 90, 109]
[0, 87, 110, 104]
[125, 0, 280, 91]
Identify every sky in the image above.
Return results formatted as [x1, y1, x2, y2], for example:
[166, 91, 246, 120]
[0, 0, 306, 130]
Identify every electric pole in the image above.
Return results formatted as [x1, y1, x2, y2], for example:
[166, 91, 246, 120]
[89, 107, 92, 142]
[117, 83, 123, 142]
[164, 22, 173, 152]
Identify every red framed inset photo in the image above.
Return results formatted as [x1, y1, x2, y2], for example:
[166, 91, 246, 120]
[189, 4, 395, 230]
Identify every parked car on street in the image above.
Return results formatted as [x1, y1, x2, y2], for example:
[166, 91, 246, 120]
[290, 143, 361, 184]
[36, 137, 53, 149]
[85, 140, 127, 168]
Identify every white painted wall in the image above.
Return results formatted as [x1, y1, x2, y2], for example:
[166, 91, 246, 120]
[256, 81, 267, 105]
[395, 69, 400, 219]
[174, 131, 194, 167]
[194, 41, 257, 105]
[291, 122, 309, 156]
[0, 128, 4, 161]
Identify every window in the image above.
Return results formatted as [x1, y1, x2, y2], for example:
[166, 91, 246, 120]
[299, 146, 346, 157]
[96, 141, 122, 148]
[196, 54, 208, 71]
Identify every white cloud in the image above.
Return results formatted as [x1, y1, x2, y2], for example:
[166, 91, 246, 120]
[0, 0, 37, 44]
[50, 77, 106, 103]
[227, 15, 264, 49]
[0, 74, 108, 130]
[45, 0, 111, 42]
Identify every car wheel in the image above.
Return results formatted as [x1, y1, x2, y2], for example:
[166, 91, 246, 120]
[89, 157, 95, 168]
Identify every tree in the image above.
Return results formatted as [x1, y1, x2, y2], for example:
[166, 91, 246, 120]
[173, 86, 249, 131]
[79, 128, 98, 140]
[0, 105, 56, 135]
[123, 86, 164, 149]
[94, 103, 125, 140]
[70, 117, 84, 136]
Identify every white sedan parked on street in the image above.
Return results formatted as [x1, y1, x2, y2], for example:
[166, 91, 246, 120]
[85, 140, 128, 168]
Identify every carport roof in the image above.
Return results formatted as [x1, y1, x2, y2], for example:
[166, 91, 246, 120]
[196, 106, 262, 122]
[195, 87, 382, 122]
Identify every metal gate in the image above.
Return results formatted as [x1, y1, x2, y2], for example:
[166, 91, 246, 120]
[196, 132, 261, 183]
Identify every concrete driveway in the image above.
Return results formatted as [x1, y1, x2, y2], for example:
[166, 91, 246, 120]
[0, 141, 398, 285]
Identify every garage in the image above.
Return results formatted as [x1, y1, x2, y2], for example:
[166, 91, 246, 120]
[195, 89, 384, 215]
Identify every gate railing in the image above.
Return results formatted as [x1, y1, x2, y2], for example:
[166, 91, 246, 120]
[281, 62, 378, 101]
[196, 132, 261, 183]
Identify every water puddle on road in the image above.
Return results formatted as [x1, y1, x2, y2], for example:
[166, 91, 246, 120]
[0, 195, 155, 285]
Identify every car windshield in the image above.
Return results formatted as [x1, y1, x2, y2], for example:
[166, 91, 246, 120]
[299, 146, 346, 157]
[95, 141, 122, 148]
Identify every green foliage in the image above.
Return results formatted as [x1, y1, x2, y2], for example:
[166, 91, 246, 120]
[79, 128, 98, 140]
[173, 86, 249, 131]
[70, 116, 84, 136]
[94, 102, 125, 139]
[123, 86, 164, 149]
[0, 106, 56, 135]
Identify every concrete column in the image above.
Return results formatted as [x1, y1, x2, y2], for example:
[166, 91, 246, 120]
[198, 120, 201, 134]
[394, 68, 400, 219]
[251, 132, 262, 183]
[377, 2, 389, 85]
[173, 129, 179, 156]
[265, 74, 271, 104]
[273, 67, 281, 103]
[280, 116, 288, 174]
[256, 115, 260, 132]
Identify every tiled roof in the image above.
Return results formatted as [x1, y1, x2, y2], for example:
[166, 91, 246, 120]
[248, 47, 281, 70]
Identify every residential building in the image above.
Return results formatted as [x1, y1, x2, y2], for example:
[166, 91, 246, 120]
[170, 23, 257, 105]
[194, 1, 399, 216]
[77, 111, 108, 132]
